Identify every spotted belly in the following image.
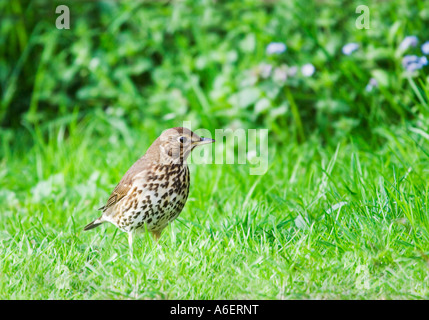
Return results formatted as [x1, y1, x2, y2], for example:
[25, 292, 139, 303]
[114, 166, 190, 233]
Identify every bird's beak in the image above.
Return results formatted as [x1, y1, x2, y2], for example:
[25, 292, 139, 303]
[193, 137, 215, 146]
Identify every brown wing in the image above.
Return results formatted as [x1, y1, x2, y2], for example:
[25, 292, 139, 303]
[98, 179, 132, 212]
[99, 157, 151, 212]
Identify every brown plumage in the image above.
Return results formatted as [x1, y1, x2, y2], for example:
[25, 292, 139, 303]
[83, 127, 215, 254]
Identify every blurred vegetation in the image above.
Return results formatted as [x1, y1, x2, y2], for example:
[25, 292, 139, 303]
[2, 0, 429, 147]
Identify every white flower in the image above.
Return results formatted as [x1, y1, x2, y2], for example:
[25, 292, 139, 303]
[399, 36, 418, 51]
[422, 41, 429, 55]
[287, 66, 298, 77]
[342, 43, 359, 55]
[301, 63, 315, 77]
[258, 63, 273, 78]
[273, 65, 288, 84]
[365, 78, 378, 92]
[266, 42, 287, 55]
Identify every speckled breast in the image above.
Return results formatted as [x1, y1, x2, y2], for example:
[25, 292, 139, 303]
[117, 164, 190, 233]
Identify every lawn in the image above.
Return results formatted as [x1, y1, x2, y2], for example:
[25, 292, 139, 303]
[1, 0, 429, 299]
[0, 117, 428, 299]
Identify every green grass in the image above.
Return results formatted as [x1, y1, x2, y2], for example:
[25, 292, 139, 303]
[1, 116, 428, 299]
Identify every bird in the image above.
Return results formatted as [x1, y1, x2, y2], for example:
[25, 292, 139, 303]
[83, 127, 215, 255]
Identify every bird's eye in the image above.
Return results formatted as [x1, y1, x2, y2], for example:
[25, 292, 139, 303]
[179, 136, 187, 144]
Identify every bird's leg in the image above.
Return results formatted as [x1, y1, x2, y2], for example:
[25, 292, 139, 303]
[128, 231, 134, 258]
[151, 230, 162, 243]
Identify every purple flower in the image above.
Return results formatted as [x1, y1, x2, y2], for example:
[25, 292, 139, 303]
[402, 55, 418, 66]
[301, 63, 315, 77]
[421, 41, 429, 55]
[365, 78, 378, 92]
[402, 55, 427, 72]
[399, 36, 418, 51]
[342, 43, 359, 55]
[266, 42, 287, 55]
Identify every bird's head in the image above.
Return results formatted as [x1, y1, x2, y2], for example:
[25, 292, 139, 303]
[155, 127, 215, 164]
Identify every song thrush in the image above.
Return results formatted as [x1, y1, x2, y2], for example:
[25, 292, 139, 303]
[83, 127, 214, 254]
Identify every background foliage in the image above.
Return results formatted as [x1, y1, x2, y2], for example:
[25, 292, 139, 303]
[2, 0, 429, 142]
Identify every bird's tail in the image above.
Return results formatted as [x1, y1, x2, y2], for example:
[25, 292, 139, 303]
[83, 218, 104, 231]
